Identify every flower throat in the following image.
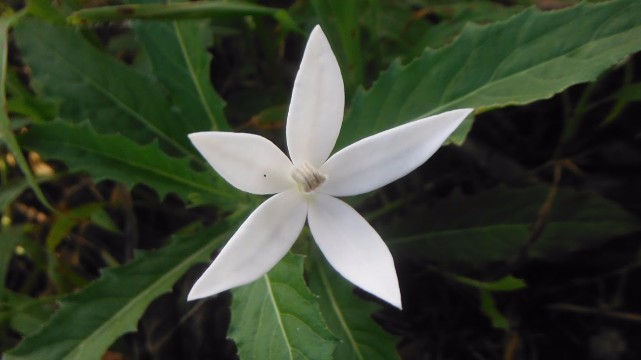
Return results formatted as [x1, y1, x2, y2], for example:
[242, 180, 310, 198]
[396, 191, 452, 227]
[291, 163, 327, 193]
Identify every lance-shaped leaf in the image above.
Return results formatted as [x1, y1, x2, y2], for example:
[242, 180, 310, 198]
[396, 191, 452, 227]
[387, 186, 641, 266]
[19, 121, 240, 208]
[13, 18, 195, 156]
[337, 0, 641, 150]
[0, 10, 54, 210]
[132, 0, 228, 132]
[1, 291, 56, 337]
[309, 0, 365, 94]
[229, 253, 336, 360]
[308, 256, 400, 360]
[68, 1, 281, 23]
[5, 220, 239, 360]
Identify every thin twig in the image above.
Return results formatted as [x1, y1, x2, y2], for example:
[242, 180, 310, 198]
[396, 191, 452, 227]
[508, 161, 563, 269]
[548, 303, 641, 323]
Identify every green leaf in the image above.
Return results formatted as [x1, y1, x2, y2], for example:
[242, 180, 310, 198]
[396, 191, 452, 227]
[604, 81, 641, 123]
[0, 227, 25, 294]
[310, 0, 365, 94]
[6, 69, 58, 122]
[388, 186, 641, 266]
[24, 0, 66, 24]
[13, 18, 196, 157]
[444, 273, 526, 292]
[0, 10, 54, 210]
[229, 253, 336, 360]
[479, 290, 508, 329]
[410, 3, 526, 53]
[615, 82, 641, 102]
[89, 207, 119, 233]
[68, 1, 280, 24]
[132, 0, 229, 131]
[5, 219, 240, 360]
[308, 257, 399, 360]
[45, 203, 110, 252]
[337, 0, 641, 150]
[443, 114, 474, 146]
[38, 204, 120, 291]
[0, 179, 31, 210]
[0, 291, 56, 336]
[19, 121, 240, 208]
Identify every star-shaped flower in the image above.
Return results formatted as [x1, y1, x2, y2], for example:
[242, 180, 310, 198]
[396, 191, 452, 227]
[187, 25, 472, 309]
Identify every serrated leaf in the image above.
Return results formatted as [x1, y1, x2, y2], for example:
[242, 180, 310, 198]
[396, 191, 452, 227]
[19, 121, 240, 207]
[13, 18, 196, 157]
[45, 203, 109, 252]
[6, 69, 58, 121]
[337, 0, 641, 150]
[132, 0, 229, 132]
[5, 219, 240, 360]
[308, 257, 399, 360]
[388, 186, 641, 265]
[229, 253, 336, 360]
[413, 3, 526, 53]
[0, 291, 56, 336]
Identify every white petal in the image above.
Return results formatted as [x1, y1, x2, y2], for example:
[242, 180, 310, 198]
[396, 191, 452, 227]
[189, 132, 294, 195]
[286, 26, 344, 167]
[308, 194, 402, 309]
[319, 109, 473, 196]
[188, 189, 307, 301]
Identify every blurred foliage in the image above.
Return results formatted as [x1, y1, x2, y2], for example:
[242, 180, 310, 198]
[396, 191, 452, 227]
[1, 0, 640, 359]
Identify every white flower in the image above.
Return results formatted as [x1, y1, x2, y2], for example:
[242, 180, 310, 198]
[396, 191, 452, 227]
[187, 25, 472, 309]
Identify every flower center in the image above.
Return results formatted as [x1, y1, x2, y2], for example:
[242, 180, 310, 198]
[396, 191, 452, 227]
[291, 162, 326, 193]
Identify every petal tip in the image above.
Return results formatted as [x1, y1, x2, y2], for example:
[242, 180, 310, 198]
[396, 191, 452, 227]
[187, 131, 206, 138]
[377, 284, 403, 310]
[460, 108, 474, 117]
[306, 25, 334, 60]
[187, 131, 214, 145]
[443, 108, 474, 121]
[186, 286, 207, 302]
[187, 280, 225, 302]
[390, 295, 403, 310]
[187, 132, 199, 142]
[187, 273, 225, 302]
[309, 24, 326, 39]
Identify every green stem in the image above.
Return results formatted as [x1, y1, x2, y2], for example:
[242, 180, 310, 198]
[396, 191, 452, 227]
[559, 81, 597, 146]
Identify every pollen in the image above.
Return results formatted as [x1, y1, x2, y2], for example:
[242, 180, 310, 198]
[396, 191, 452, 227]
[291, 162, 327, 193]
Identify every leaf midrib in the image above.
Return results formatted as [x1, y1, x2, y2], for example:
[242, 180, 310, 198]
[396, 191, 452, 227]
[35, 35, 194, 158]
[173, 20, 219, 130]
[390, 219, 632, 245]
[264, 273, 295, 360]
[318, 263, 364, 360]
